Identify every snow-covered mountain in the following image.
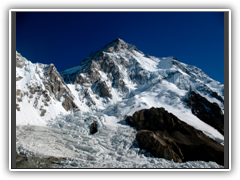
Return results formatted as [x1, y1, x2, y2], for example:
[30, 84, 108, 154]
[15, 38, 225, 168]
[16, 52, 80, 125]
[59, 38, 224, 137]
[61, 38, 224, 112]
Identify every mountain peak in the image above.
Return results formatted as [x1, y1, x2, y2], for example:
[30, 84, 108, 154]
[112, 38, 124, 43]
[112, 38, 124, 42]
[100, 38, 139, 54]
[105, 38, 126, 47]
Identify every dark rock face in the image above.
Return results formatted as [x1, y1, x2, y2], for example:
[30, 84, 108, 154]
[185, 91, 224, 135]
[44, 64, 80, 112]
[98, 82, 112, 98]
[62, 95, 79, 112]
[90, 121, 98, 134]
[126, 107, 224, 165]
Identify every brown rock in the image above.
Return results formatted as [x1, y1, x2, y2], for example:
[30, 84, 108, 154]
[98, 82, 112, 98]
[16, 76, 23, 81]
[16, 89, 21, 96]
[62, 94, 79, 112]
[16, 104, 20, 111]
[126, 107, 224, 165]
[40, 109, 46, 116]
[44, 64, 80, 112]
[90, 121, 98, 134]
[136, 130, 183, 163]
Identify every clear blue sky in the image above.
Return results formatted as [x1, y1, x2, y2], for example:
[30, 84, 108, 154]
[16, 11, 224, 83]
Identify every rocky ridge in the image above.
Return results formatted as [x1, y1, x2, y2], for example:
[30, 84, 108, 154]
[126, 107, 224, 165]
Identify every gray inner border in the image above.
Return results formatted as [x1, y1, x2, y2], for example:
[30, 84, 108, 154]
[10, 10, 230, 170]
[11, 11, 16, 169]
[224, 11, 229, 169]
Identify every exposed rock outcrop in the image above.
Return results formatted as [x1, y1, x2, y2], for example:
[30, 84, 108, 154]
[90, 121, 98, 134]
[44, 64, 80, 112]
[98, 81, 112, 98]
[62, 94, 79, 112]
[184, 91, 224, 135]
[126, 107, 224, 165]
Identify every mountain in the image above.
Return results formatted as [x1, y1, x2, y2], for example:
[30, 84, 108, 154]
[16, 52, 79, 125]
[60, 38, 224, 136]
[15, 38, 225, 168]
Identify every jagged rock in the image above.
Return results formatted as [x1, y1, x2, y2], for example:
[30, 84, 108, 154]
[16, 76, 23, 81]
[43, 90, 51, 102]
[44, 65, 66, 97]
[98, 81, 112, 98]
[44, 64, 80, 112]
[16, 104, 20, 111]
[126, 107, 224, 165]
[210, 91, 224, 103]
[62, 94, 79, 112]
[185, 91, 224, 135]
[16, 53, 25, 68]
[40, 109, 46, 116]
[88, 70, 100, 84]
[90, 121, 98, 134]
[16, 89, 21, 96]
[145, 54, 150, 58]
[107, 46, 114, 53]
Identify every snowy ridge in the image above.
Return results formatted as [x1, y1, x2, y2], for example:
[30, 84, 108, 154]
[61, 39, 224, 112]
[16, 38, 224, 168]
[16, 52, 79, 125]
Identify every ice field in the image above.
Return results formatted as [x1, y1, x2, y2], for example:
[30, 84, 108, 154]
[16, 112, 223, 169]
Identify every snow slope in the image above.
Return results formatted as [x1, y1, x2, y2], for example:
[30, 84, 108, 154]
[16, 52, 79, 125]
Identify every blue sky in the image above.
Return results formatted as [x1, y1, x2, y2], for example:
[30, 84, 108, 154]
[16, 11, 224, 83]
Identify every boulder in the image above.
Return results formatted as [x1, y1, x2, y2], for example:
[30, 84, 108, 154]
[90, 121, 98, 134]
[126, 107, 224, 165]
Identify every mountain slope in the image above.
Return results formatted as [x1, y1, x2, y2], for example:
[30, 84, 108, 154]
[16, 52, 80, 125]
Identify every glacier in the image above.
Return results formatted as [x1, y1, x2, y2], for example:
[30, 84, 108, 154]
[16, 112, 223, 168]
